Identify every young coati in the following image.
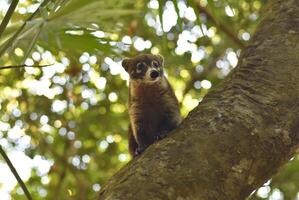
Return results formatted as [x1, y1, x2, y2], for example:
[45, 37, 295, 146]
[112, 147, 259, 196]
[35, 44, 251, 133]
[122, 54, 182, 157]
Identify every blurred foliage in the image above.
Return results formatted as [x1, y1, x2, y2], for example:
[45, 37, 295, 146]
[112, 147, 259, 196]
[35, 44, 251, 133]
[0, 0, 298, 200]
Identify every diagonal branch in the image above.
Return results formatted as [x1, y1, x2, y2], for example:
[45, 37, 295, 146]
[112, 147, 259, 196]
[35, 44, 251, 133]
[195, 2, 246, 48]
[0, 0, 19, 39]
[0, 145, 33, 200]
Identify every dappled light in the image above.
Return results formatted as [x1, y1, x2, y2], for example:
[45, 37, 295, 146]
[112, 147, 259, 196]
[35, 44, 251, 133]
[1, 0, 298, 200]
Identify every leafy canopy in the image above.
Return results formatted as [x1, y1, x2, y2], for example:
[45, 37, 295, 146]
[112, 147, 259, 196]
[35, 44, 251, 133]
[0, 0, 298, 200]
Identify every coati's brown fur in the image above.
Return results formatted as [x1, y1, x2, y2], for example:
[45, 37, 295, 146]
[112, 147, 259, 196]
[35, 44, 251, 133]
[122, 54, 182, 157]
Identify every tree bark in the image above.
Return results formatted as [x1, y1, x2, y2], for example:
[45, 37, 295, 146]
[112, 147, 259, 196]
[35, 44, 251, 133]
[98, 0, 299, 199]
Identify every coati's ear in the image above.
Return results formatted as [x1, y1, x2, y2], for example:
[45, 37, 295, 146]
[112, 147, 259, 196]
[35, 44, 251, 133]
[156, 54, 164, 66]
[122, 58, 130, 72]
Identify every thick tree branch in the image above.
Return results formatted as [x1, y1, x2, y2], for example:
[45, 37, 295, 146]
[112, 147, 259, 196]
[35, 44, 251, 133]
[98, 0, 299, 199]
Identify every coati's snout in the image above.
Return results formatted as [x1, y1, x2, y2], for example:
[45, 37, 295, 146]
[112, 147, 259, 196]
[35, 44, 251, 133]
[150, 70, 159, 79]
[122, 54, 164, 83]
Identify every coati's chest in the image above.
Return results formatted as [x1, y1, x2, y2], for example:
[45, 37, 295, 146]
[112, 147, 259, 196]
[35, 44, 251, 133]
[129, 99, 167, 135]
[128, 80, 172, 131]
[129, 85, 168, 119]
[131, 97, 166, 120]
[129, 79, 168, 105]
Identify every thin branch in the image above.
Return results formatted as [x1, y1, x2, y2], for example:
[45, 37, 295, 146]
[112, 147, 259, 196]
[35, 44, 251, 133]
[0, 0, 19, 38]
[195, 2, 246, 48]
[0, 145, 33, 200]
[0, 64, 52, 70]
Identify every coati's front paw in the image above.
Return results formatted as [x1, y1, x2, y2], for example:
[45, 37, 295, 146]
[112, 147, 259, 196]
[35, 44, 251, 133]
[133, 149, 140, 156]
[135, 146, 146, 156]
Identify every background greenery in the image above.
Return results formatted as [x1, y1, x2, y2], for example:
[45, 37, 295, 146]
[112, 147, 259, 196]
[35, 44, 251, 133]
[0, 0, 298, 199]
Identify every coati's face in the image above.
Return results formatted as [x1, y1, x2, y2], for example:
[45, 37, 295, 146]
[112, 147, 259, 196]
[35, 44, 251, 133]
[122, 54, 164, 83]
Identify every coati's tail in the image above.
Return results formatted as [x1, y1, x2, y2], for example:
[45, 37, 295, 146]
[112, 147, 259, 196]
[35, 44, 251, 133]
[128, 125, 138, 157]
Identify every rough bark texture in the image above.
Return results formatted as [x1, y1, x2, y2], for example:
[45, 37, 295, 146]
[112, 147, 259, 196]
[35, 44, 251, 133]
[98, 0, 299, 199]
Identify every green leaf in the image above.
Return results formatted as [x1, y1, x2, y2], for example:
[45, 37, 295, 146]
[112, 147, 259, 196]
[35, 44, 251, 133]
[173, 0, 183, 32]
[187, 0, 204, 35]
[39, 31, 114, 55]
[0, 0, 52, 57]
[22, 22, 45, 64]
[157, 0, 164, 32]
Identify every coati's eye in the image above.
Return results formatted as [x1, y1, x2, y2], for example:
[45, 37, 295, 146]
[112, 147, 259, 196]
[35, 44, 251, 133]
[136, 62, 145, 73]
[152, 60, 159, 68]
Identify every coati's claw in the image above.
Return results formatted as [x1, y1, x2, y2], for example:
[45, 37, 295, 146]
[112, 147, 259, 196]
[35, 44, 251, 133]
[134, 149, 141, 156]
[135, 146, 146, 156]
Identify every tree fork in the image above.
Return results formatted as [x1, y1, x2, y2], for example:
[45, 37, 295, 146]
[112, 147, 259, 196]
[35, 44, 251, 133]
[99, 0, 299, 199]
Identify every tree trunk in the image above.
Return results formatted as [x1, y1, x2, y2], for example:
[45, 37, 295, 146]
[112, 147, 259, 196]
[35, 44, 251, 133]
[98, 0, 299, 199]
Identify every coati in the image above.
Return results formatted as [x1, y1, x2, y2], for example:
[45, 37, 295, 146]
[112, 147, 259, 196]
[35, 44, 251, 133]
[122, 54, 182, 157]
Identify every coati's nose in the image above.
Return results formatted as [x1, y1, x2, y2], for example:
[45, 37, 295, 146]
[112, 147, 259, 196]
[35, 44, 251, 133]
[150, 70, 159, 79]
